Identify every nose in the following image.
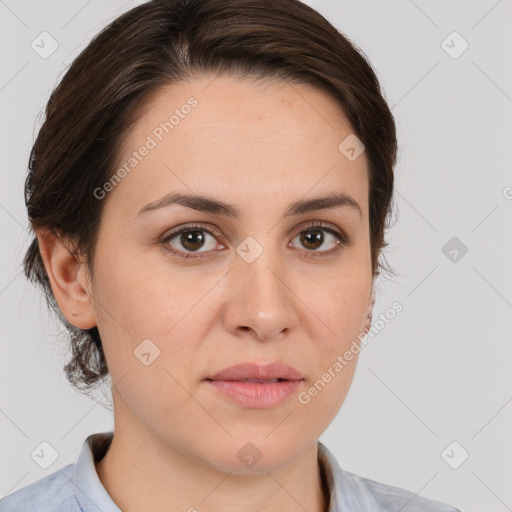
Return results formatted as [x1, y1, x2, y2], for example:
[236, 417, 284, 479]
[222, 246, 298, 342]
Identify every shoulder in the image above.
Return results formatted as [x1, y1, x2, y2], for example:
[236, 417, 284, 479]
[0, 464, 78, 512]
[340, 469, 462, 512]
[318, 442, 462, 512]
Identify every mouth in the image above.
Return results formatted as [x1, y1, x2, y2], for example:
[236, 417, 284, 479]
[206, 361, 303, 382]
[204, 362, 304, 409]
[205, 378, 292, 383]
[204, 379, 303, 408]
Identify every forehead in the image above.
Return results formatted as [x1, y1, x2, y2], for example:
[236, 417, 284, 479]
[108, 75, 369, 218]
[130, 74, 355, 144]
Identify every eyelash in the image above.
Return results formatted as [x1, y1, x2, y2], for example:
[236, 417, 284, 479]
[160, 221, 350, 261]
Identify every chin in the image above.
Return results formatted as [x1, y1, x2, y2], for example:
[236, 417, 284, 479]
[200, 434, 310, 474]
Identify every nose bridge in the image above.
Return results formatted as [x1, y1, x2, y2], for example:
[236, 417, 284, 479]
[225, 236, 297, 338]
[238, 237, 287, 305]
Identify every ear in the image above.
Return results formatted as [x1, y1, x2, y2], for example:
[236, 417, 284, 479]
[35, 228, 97, 330]
[362, 288, 375, 335]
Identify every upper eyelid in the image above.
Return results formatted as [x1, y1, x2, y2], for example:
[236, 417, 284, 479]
[161, 221, 349, 249]
[162, 222, 223, 241]
[162, 221, 346, 240]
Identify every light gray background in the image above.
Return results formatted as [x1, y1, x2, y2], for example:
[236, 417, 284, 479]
[1, 1, 511, 511]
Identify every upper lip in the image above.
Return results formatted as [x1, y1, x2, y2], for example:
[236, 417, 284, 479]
[206, 362, 303, 381]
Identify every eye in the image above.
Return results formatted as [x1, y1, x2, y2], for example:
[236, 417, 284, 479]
[289, 221, 349, 258]
[161, 223, 224, 260]
[161, 221, 350, 261]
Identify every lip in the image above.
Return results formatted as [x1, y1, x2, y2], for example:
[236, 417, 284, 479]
[207, 361, 303, 381]
[205, 362, 304, 409]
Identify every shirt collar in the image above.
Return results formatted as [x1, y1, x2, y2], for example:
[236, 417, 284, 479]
[72, 432, 366, 512]
[72, 431, 120, 512]
[318, 440, 381, 511]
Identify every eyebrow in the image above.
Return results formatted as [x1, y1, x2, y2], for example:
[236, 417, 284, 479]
[137, 191, 361, 219]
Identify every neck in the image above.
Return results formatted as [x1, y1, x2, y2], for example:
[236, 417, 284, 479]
[95, 421, 329, 512]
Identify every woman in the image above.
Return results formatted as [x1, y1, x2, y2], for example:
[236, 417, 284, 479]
[1, 0, 462, 510]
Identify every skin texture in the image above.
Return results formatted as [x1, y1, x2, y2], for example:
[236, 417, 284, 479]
[37, 75, 374, 512]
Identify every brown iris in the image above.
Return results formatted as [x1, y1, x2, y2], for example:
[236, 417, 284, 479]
[300, 229, 324, 250]
[180, 230, 206, 251]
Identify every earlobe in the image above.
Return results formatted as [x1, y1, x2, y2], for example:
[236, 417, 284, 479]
[362, 289, 375, 335]
[36, 228, 97, 330]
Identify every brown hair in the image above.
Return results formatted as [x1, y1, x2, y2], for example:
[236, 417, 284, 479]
[23, 0, 398, 395]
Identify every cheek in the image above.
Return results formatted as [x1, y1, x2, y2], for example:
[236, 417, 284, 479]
[92, 263, 201, 421]
[297, 279, 366, 415]
[92, 244, 177, 333]
[91, 247, 208, 384]
[305, 272, 371, 339]
[294, 234, 372, 339]
[297, 348, 360, 441]
[296, 274, 370, 406]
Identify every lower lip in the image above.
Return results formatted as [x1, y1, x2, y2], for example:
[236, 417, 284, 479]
[205, 379, 302, 408]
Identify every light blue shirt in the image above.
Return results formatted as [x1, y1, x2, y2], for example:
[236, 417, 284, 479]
[0, 431, 462, 511]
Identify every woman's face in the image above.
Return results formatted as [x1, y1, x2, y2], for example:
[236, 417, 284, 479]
[87, 75, 373, 471]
